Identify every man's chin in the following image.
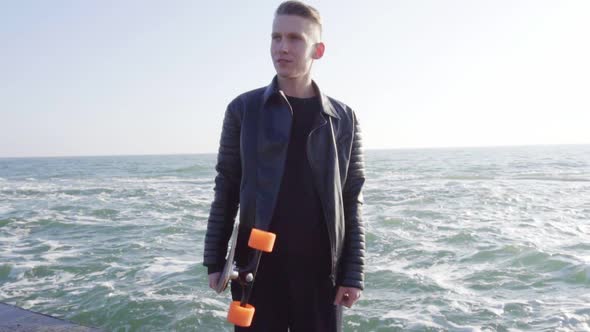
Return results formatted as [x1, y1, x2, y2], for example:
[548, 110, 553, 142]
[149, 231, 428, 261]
[276, 70, 292, 77]
[276, 71, 301, 80]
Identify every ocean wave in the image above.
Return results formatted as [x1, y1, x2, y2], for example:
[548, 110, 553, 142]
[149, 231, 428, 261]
[440, 175, 498, 181]
[112, 176, 212, 185]
[58, 188, 115, 196]
[0, 189, 45, 196]
[511, 176, 590, 182]
[554, 263, 590, 285]
[169, 164, 207, 173]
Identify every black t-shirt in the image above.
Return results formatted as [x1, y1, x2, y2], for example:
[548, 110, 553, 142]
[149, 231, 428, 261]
[268, 94, 331, 273]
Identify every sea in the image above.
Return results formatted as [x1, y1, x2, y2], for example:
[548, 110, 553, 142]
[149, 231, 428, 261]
[1, 145, 589, 332]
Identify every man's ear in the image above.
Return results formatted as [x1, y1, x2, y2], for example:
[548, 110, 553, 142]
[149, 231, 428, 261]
[312, 42, 325, 59]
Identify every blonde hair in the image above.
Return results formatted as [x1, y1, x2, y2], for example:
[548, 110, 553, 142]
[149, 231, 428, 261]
[275, 1, 322, 35]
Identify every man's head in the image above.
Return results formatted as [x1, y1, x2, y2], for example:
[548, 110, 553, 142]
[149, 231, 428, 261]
[271, 1, 325, 80]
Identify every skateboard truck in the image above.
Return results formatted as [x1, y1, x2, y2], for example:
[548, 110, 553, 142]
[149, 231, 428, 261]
[226, 228, 276, 327]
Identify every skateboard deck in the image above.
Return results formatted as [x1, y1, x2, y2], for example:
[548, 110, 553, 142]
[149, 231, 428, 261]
[214, 221, 239, 294]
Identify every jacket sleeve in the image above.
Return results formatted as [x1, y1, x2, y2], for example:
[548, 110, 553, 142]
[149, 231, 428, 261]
[338, 109, 366, 290]
[203, 101, 242, 273]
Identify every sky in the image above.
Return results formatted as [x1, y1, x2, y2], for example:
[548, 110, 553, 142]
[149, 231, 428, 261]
[1, 0, 589, 158]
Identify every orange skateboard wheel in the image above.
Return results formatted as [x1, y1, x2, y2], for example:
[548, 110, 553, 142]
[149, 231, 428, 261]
[248, 228, 276, 252]
[227, 301, 255, 327]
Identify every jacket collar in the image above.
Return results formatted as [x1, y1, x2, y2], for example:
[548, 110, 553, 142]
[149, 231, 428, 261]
[262, 75, 340, 119]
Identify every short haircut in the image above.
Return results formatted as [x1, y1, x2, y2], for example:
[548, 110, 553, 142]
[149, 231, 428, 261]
[275, 1, 322, 35]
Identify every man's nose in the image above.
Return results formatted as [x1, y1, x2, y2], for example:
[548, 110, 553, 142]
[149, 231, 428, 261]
[279, 40, 288, 53]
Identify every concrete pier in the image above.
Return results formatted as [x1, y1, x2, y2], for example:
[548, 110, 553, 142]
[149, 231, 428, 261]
[0, 302, 102, 332]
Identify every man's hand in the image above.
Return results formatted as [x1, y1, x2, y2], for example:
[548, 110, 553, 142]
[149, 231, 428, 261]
[333, 286, 362, 308]
[208, 272, 221, 290]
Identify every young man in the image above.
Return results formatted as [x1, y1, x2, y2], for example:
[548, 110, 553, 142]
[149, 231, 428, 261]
[203, 1, 365, 331]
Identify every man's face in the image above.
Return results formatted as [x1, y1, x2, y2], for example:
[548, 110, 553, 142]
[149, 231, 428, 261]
[271, 15, 323, 80]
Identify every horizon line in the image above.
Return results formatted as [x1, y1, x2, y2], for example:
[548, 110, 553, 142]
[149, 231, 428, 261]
[1, 143, 589, 159]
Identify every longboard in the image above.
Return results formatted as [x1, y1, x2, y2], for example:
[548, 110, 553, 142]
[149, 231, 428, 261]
[214, 222, 276, 327]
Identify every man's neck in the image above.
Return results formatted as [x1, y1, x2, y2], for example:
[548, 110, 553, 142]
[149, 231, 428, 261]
[277, 75, 316, 98]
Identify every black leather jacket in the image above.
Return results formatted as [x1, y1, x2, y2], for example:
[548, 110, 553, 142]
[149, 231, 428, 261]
[203, 76, 366, 290]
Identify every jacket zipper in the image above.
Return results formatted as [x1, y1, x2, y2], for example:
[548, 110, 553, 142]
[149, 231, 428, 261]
[306, 116, 337, 286]
[279, 90, 337, 286]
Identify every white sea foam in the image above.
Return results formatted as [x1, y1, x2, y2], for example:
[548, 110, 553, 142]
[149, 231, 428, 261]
[98, 280, 115, 291]
[42, 247, 81, 263]
[137, 257, 192, 281]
